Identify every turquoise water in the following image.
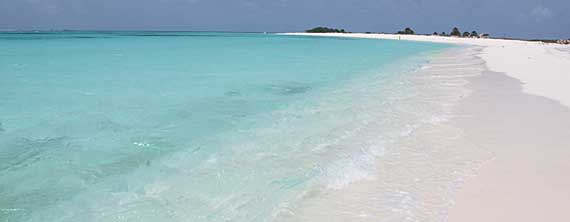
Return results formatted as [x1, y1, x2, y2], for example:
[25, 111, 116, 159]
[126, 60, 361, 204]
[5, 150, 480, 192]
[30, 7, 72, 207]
[0, 32, 449, 221]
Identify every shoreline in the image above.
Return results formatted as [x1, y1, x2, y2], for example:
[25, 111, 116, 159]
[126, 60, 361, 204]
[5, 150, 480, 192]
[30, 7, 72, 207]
[282, 32, 570, 108]
[280, 33, 570, 221]
[277, 46, 492, 222]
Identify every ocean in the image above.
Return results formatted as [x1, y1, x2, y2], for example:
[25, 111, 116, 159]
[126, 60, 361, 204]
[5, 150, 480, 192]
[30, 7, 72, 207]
[0, 32, 451, 221]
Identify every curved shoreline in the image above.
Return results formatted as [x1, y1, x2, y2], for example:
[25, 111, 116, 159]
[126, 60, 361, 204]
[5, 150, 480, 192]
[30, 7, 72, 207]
[279, 33, 570, 221]
[281, 33, 570, 108]
[276, 46, 492, 222]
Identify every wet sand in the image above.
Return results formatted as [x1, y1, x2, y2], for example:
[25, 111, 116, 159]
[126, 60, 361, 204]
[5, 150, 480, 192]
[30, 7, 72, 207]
[448, 70, 570, 221]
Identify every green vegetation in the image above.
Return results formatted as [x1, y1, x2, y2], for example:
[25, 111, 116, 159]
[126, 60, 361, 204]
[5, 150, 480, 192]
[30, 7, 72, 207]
[305, 27, 346, 33]
[450, 27, 461, 36]
[429, 29, 483, 38]
[394, 28, 479, 37]
[397, 27, 415, 35]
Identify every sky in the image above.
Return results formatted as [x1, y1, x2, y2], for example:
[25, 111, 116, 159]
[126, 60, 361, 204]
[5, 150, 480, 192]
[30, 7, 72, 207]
[0, 0, 568, 39]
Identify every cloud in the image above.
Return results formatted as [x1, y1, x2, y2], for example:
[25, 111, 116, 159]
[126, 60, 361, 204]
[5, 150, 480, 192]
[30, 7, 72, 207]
[1, 0, 569, 38]
[530, 5, 554, 21]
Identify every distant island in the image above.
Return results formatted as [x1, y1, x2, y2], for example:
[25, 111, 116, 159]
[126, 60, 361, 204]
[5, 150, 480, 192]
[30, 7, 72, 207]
[305, 27, 346, 33]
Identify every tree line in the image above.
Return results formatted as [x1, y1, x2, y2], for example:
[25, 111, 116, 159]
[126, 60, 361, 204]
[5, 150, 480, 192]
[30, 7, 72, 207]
[403, 27, 488, 38]
[305, 27, 346, 33]
[304, 26, 489, 38]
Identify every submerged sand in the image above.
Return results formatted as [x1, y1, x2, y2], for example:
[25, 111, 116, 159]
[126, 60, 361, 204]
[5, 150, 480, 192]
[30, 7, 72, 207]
[276, 46, 491, 222]
[281, 33, 570, 221]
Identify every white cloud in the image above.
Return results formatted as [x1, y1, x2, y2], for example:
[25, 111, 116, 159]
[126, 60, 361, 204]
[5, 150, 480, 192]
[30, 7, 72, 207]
[530, 5, 554, 21]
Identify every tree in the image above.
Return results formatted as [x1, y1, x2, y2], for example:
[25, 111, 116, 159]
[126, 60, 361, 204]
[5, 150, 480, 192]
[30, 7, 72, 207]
[441, 32, 447, 36]
[471, 31, 479, 37]
[463, 32, 471, 37]
[433, 32, 438, 35]
[397, 27, 415, 35]
[306, 27, 346, 33]
[450, 27, 461, 36]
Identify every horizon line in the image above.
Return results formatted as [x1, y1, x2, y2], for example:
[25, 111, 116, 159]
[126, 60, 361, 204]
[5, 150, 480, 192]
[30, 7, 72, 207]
[0, 29, 566, 41]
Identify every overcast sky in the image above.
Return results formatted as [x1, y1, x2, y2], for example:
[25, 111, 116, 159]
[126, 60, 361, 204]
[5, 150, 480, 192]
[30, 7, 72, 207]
[0, 0, 568, 39]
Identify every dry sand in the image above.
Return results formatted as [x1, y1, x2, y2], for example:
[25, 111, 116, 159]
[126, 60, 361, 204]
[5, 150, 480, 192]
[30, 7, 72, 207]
[282, 32, 570, 221]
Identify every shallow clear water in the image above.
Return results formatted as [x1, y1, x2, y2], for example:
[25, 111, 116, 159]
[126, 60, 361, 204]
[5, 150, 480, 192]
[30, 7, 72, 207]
[0, 32, 449, 221]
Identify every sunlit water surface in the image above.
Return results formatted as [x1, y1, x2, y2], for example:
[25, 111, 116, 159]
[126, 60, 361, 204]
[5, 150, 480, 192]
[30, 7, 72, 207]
[0, 32, 450, 221]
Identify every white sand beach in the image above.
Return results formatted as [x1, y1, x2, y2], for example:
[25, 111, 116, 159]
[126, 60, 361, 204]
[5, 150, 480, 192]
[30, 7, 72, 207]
[282, 33, 570, 221]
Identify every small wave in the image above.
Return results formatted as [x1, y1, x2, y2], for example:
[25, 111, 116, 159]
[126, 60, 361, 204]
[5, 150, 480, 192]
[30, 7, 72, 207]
[420, 65, 432, 70]
[323, 145, 384, 190]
